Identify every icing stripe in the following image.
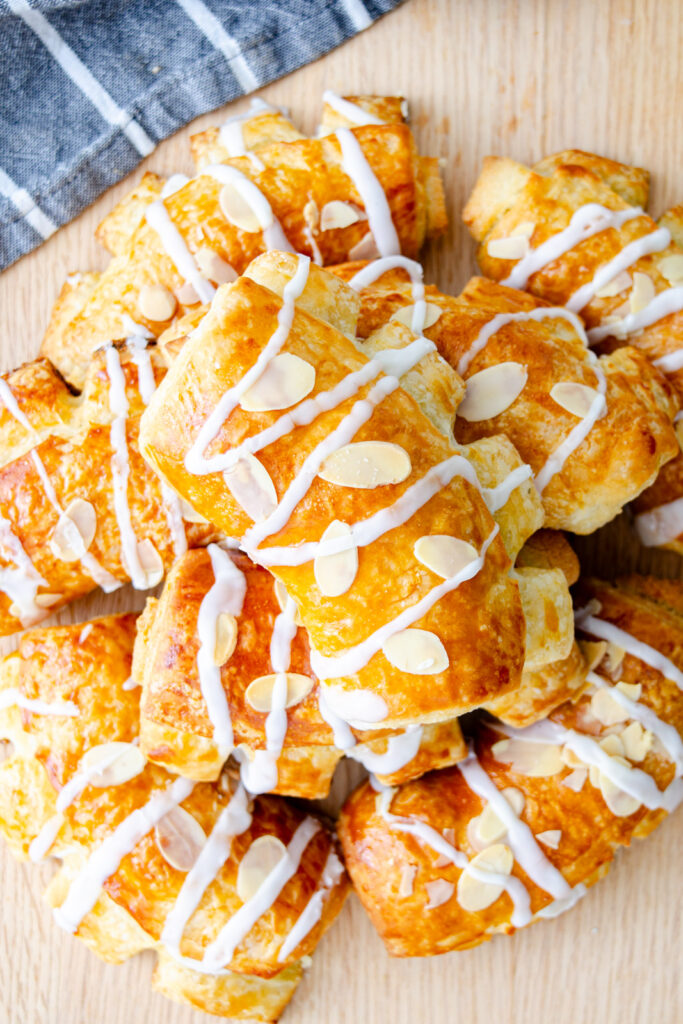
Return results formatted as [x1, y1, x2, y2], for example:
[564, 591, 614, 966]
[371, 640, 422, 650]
[566, 226, 671, 312]
[322, 91, 385, 126]
[347, 725, 423, 774]
[458, 307, 588, 376]
[277, 848, 345, 962]
[588, 671, 683, 772]
[588, 285, 683, 344]
[336, 127, 400, 257]
[202, 164, 294, 253]
[633, 497, 683, 547]
[145, 200, 215, 304]
[0, 688, 78, 716]
[576, 610, 683, 690]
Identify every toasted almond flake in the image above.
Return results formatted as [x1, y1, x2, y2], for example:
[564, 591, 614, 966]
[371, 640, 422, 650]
[137, 538, 164, 587]
[214, 612, 238, 666]
[491, 738, 563, 777]
[154, 805, 207, 872]
[561, 746, 585, 769]
[34, 593, 62, 608]
[398, 863, 417, 897]
[456, 843, 513, 913]
[195, 246, 238, 285]
[348, 232, 380, 261]
[382, 628, 449, 675]
[175, 281, 200, 305]
[219, 184, 264, 233]
[414, 535, 478, 579]
[659, 254, 683, 286]
[458, 362, 527, 422]
[536, 829, 561, 849]
[598, 755, 641, 816]
[224, 454, 277, 522]
[80, 741, 146, 787]
[138, 284, 177, 322]
[314, 520, 358, 596]
[49, 498, 97, 563]
[616, 681, 641, 701]
[590, 687, 630, 726]
[273, 579, 304, 626]
[602, 642, 626, 680]
[179, 497, 209, 524]
[245, 672, 313, 712]
[469, 786, 526, 849]
[579, 639, 608, 672]
[237, 835, 287, 901]
[487, 235, 530, 260]
[550, 381, 600, 418]
[629, 271, 656, 313]
[303, 200, 319, 229]
[240, 353, 316, 413]
[561, 767, 587, 792]
[425, 878, 454, 910]
[596, 270, 632, 298]
[599, 734, 625, 757]
[319, 441, 411, 489]
[620, 721, 653, 762]
[588, 763, 601, 788]
[391, 302, 442, 331]
[319, 200, 365, 230]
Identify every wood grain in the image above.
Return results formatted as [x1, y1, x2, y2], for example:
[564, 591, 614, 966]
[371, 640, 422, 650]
[1, 0, 682, 1021]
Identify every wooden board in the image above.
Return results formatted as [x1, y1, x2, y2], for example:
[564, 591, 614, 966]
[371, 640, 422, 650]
[1, 0, 682, 1021]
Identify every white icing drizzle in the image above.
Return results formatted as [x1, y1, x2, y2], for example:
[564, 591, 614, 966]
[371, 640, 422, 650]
[322, 91, 385, 126]
[161, 783, 252, 953]
[317, 688, 356, 750]
[53, 776, 195, 934]
[218, 98, 275, 172]
[458, 751, 572, 899]
[335, 127, 400, 257]
[122, 676, 140, 691]
[277, 848, 345, 962]
[202, 164, 294, 253]
[374, 782, 532, 927]
[184, 255, 311, 476]
[161, 174, 190, 199]
[196, 544, 247, 757]
[457, 307, 588, 376]
[653, 348, 683, 374]
[145, 200, 216, 305]
[311, 524, 498, 681]
[587, 671, 683, 772]
[239, 597, 298, 794]
[575, 609, 683, 691]
[0, 514, 47, 625]
[633, 496, 683, 547]
[201, 816, 320, 971]
[0, 688, 78, 716]
[346, 724, 423, 774]
[588, 285, 683, 344]
[566, 226, 671, 312]
[500, 204, 644, 291]
[483, 463, 533, 512]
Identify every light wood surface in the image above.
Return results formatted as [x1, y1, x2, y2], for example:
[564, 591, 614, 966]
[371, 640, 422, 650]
[1, 0, 682, 1021]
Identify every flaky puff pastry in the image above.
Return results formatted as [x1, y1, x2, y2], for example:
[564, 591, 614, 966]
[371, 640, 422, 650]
[42, 118, 446, 386]
[139, 253, 543, 728]
[134, 546, 468, 792]
[0, 341, 216, 637]
[339, 575, 683, 958]
[0, 616, 348, 1021]
[328, 261, 679, 532]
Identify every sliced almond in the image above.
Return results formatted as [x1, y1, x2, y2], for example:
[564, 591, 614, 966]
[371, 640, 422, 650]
[596, 270, 633, 298]
[561, 767, 587, 792]
[219, 183, 263, 233]
[137, 538, 164, 587]
[579, 639, 608, 672]
[424, 878, 454, 910]
[458, 362, 527, 422]
[589, 763, 601, 788]
[319, 200, 365, 230]
[599, 734, 625, 757]
[616, 681, 641, 701]
[237, 834, 287, 901]
[154, 805, 207, 872]
[620, 721, 653, 762]
[34, 593, 62, 609]
[224, 454, 277, 521]
[561, 746, 585, 769]
[391, 302, 442, 331]
[273, 580, 304, 626]
[629, 271, 656, 313]
[487, 235, 530, 260]
[245, 672, 313, 712]
[138, 284, 177, 322]
[348, 232, 380, 261]
[314, 520, 358, 596]
[414, 535, 478, 579]
[469, 787, 525, 849]
[240, 353, 316, 413]
[589, 687, 629, 727]
[550, 382, 600, 418]
[175, 281, 200, 306]
[49, 498, 97, 562]
[659, 254, 683, 286]
[382, 628, 449, 675]
[603, 642, 626, 680]
[598, 755, 641, 817]
[456, 843, 513, 913]
[491, 738, 563, 777]
[303, 200, 319, 229]
[179, 497, 209, 524]
[319, 441, 411, 489]
[214, 612, 238, 666]
[536, 829, 561, 849]
[80, 741, 146, 787]
[195, 246, 238, 285]
[398, 863, 417, 897]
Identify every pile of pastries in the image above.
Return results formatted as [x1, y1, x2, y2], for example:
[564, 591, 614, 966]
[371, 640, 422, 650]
[1, 92, 683, 1021]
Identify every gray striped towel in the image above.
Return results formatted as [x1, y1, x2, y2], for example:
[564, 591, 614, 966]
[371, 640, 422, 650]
[0, 0, 403, 270]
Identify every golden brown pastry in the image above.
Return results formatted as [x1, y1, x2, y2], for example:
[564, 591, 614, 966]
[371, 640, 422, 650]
[0, 339, 216, 637]
[190, 97, 305, 169]
[338, 575, 683, 957]
[139, 252, 547, 732]
[328, 260, 679, 533]
[0, 616, 348, 1021]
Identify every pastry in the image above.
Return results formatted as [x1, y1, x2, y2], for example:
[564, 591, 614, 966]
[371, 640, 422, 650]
[0, 616, 348, 1020]
[338, 574, 683, 957]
